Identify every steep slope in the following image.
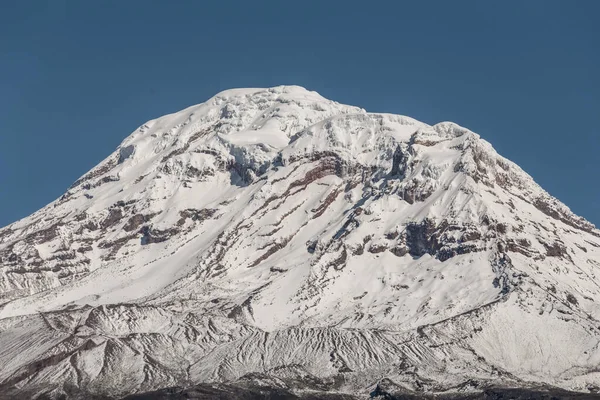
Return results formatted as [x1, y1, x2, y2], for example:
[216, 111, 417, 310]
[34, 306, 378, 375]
[1, 86, 599, 399]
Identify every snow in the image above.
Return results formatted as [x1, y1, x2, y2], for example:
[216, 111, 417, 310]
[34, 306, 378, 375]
[0, 85, 599, 398]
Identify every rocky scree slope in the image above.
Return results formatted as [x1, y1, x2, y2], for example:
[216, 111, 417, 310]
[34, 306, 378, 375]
[0, 86, 599, 399]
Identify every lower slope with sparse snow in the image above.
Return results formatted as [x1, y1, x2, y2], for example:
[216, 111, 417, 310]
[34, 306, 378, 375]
[0, 86, 599, 399]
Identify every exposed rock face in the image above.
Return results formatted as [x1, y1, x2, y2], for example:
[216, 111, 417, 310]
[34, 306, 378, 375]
[0, 86, 599, 399]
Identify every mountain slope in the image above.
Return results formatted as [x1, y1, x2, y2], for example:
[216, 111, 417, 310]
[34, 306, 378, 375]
[1, 86, 599, 399]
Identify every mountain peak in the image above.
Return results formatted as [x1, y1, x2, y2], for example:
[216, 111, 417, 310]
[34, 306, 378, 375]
[209, 85, 329, 108]
[214, 84, 315, 97]
[1, 87, 599, 398]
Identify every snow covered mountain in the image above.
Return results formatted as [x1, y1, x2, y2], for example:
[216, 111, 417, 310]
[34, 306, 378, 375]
[1, 86, 599, 399]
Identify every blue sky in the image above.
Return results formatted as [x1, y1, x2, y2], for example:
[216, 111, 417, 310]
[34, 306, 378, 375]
[0, 0, 598, 227]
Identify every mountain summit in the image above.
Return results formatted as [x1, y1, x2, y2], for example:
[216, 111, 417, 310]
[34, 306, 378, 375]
[1, 86, 599, 399]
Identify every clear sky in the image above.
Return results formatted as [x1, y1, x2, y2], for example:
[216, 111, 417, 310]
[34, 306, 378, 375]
[0, 0, 598, 228]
